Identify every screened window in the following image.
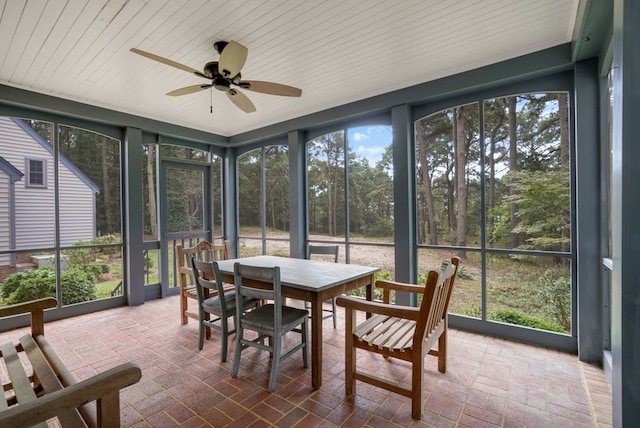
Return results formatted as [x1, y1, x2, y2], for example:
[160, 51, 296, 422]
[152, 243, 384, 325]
[415, 92, 572, 334]
[307, 125, 394, 274]
[1, 117, 124, 307]
[238, 145, 290, 257]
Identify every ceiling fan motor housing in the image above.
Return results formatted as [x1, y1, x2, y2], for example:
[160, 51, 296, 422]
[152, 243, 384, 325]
[203, 61, 237, 91]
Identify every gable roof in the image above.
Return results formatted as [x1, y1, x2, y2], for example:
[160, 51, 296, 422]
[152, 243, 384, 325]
[11, 118, 101, 195]
[0, 156, 23, 183]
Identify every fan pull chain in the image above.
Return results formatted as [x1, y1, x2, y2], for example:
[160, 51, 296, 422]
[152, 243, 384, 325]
[210, 88, 213, 114]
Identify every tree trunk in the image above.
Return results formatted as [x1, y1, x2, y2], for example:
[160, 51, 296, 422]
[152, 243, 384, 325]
[101, 137, 112, 235]
[486, 102, 505, 239]
[454, 107, 468, 258]
[416, 123, 438, 245]
[147, 145, 158, 239]
[558, 93, 570, 256]
[508, 96, 519, 248]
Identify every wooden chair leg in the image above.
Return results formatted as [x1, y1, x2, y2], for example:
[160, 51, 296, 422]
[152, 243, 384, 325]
[411, 354, 425, 419]
[344, 309, 355, 396]
[302, 319, 309, 368]
[438, 327, 447, 373]
[269, 335, 281, 392]
[198, 321, 205, 350]
[331, 297, 337, 329]
[180, 289, 188, 324]
[204, 312, 211, 340]
[220, 318, 229, 363]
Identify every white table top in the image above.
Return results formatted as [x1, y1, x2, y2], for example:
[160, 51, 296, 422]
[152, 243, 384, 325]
[215, 255, 379, 292]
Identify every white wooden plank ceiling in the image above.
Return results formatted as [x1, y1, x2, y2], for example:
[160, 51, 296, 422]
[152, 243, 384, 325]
[0, 0, 579, 137]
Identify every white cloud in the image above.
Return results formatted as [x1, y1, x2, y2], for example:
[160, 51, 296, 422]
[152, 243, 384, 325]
[352, 132, 369, 141]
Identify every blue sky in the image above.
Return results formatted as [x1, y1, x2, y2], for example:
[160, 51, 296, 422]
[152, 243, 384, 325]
[348, 125, 392, 167]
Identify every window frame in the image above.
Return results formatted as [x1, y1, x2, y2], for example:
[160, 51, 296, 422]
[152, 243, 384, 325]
[25, 157, 47, 188]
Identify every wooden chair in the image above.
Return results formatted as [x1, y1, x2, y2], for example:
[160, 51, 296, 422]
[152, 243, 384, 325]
[231, 262, 309, 392]
[175, 240, 230, 329]
[191, 258, 259, 361]
[336, 257, 460, 419]
[305, 245, 339, 328]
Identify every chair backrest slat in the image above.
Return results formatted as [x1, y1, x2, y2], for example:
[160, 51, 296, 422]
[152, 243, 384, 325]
[234, 263, 283, 324]
[307, 245, 339, 262]
[176, 240, 230, 286]
[414, 258, 459, 347]
[191, 258, 226, 307]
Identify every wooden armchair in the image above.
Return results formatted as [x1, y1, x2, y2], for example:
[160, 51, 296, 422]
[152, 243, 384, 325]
[175, 240, 230, 328]
[336, 257, 459, 419]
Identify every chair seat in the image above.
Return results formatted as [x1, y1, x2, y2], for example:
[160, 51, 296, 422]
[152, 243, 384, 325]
[241, 304, 308, 331]
[353, 314, 416, 352]
[203, 291, 258, 317]
[185, 285, 198, 298]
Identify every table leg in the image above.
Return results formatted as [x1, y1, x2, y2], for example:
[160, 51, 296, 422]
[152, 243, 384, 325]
[311, 294, 323, 389]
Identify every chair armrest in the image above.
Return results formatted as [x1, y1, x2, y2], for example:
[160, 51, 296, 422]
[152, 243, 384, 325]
[0, 297, 57, 318]
[336, 295, 420, 321]
[0, 298, 57, 337]
[0, 362, 142, 427]
[374, 280, 425, 304]
[375, 279, 425, 294]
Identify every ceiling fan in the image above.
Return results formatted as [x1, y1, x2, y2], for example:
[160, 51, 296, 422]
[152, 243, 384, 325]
[130, 41, 302, 113]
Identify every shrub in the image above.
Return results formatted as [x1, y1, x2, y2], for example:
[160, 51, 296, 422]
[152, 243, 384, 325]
[538, 271, 571, 331]
[84, 263, 110, 279]
[489, 308, 567, 333]
[61, 268, 97, 305]
[0, 269, 54, 304]
[0, 267, 96, 306]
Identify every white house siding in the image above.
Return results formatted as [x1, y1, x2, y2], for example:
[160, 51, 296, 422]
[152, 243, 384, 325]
[58, 170, 96, 246]
[0, 171, 10, 265]
[0, 117, 96, 250]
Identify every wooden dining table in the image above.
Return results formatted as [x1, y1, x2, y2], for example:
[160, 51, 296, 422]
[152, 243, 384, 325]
[215, 255, 379, 389]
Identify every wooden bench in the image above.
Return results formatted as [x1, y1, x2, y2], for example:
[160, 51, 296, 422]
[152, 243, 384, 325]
[0, 298, 142, 428]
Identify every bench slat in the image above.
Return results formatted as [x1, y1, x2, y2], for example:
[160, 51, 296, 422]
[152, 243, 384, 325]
[35, 335, 98, 427]
[20, 335, 88, 427]
[0, 340, 48, 428]
[0, 367, 8, 412]
[1, 339, 37, 404]
[353, 313, 388, 338]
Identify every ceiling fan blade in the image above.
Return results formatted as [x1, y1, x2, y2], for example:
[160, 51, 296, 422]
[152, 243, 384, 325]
[166, 84, 212, 96]
[218, 41, 248, 78]
[130, 48, 207, 78]
[226, 88, 256, 113]
[239, 80, 302, 97]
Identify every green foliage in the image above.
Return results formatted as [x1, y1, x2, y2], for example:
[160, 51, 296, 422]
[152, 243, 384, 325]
[84, 263, 110, 279]
[67, 246, 92, 266]
[367, 218, 394, 238]
[144, 253, 154, 271]
[489, 308, 567, 333]
[538, 271, 571, 331]
[454, 302, 482, 318]
[60, 268, 97, 304]
[509, 169, 570, 251]
[456, 265, 472, 280]
[67, 234, 122, 265]
[349, 271, 392, 301]
[0, 268, 96, 306]
[0, 269, 54, 304]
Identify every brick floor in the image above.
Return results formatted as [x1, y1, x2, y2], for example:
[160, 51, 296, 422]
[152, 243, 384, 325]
[0, 296, 612, 427]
